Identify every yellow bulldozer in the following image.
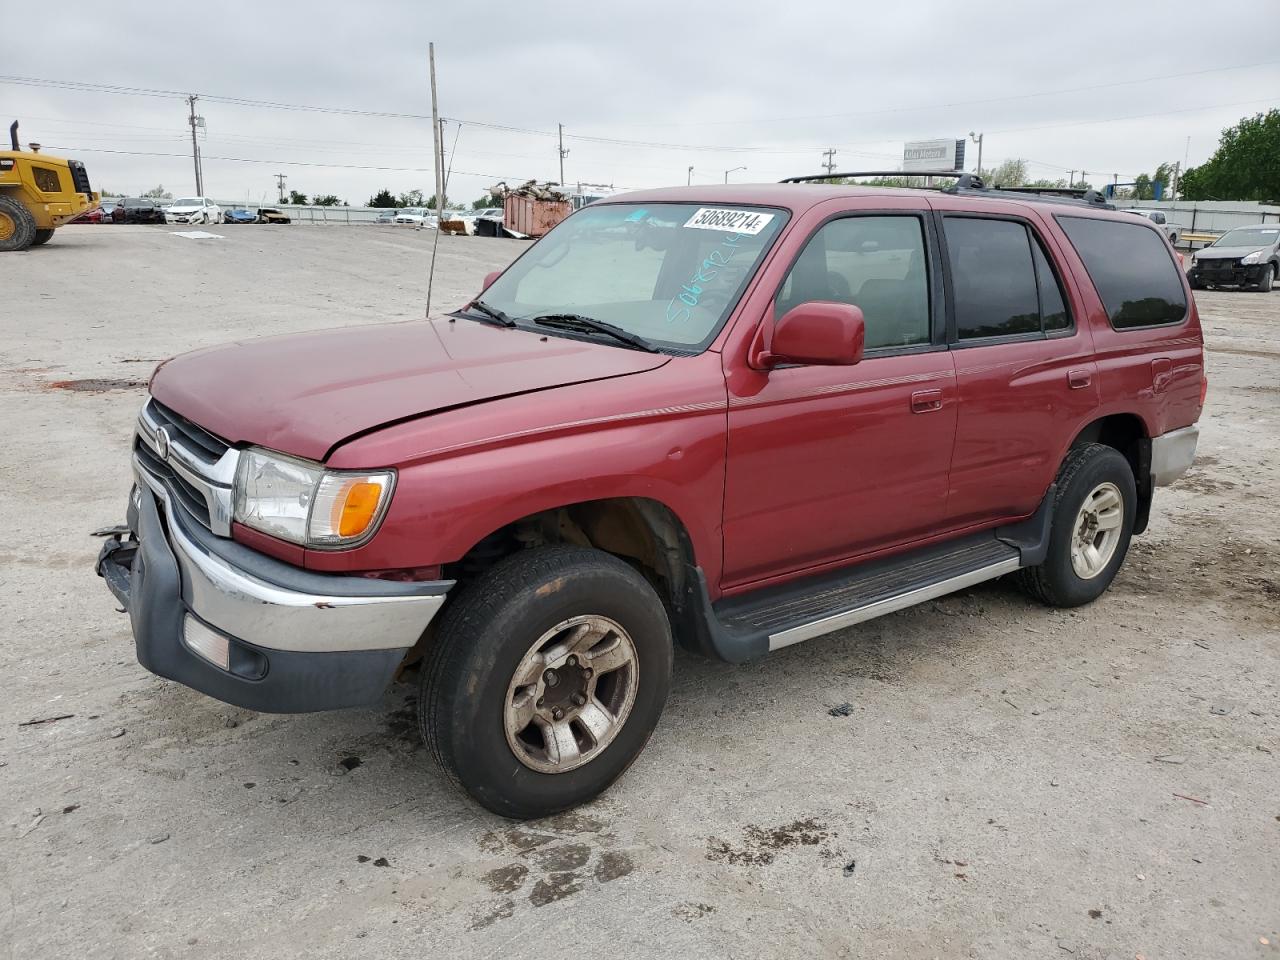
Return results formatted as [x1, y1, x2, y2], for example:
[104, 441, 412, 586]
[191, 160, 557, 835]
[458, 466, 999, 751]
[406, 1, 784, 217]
[1, 121, 100, 251]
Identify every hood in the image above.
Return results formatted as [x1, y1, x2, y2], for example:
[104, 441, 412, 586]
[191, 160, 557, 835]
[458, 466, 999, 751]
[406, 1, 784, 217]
[1195, 245, 1270, 260]
[150, 317, 670, 462]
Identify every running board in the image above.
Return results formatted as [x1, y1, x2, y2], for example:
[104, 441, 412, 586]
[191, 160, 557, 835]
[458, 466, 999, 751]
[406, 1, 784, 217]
[675, 489, 1053, 665]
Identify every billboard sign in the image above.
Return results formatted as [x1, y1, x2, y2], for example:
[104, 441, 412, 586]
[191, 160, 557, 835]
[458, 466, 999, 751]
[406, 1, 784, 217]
[903, 138, 964, 172]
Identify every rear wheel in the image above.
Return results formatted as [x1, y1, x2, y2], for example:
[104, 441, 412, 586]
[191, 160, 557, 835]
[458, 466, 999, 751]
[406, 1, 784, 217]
[32, 229, 54, 246]
[1017, 443, 1136, 608]
[420, 545, 673, 819]
[0, 196, 37, 252]
[1256, 263, 1274, 293]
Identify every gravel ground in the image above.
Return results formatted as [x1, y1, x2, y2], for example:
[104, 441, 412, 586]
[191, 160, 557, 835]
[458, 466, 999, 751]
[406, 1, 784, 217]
[1, 224, 1276, 960]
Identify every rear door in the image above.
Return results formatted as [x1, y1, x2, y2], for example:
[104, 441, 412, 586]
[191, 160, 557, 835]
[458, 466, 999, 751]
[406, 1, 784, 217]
[933, 200, 1099, 526]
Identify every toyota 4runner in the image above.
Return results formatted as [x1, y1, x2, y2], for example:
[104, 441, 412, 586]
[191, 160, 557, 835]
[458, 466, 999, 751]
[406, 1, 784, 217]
[95, 175, 1204, 819]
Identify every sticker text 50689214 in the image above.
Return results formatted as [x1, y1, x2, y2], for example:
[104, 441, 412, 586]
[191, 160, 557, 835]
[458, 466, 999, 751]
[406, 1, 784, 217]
[683, 208, 775, 235]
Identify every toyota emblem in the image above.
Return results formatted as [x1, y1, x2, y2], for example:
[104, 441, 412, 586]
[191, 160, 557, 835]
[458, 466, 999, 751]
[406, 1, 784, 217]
[154, 426, 171, 461]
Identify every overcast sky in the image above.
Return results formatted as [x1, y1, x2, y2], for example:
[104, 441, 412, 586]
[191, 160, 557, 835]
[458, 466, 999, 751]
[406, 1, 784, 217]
[4, 0, 1278, 205]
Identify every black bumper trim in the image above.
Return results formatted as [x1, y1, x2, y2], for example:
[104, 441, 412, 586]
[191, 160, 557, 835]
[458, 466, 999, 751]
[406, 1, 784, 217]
[95, 487, 407, 713]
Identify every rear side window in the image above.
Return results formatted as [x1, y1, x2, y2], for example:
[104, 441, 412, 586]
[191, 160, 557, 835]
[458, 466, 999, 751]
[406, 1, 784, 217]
[1057, 216, 1187, 329]
[1031, 240, 1070, 332]
[944, 217, 1042, 339]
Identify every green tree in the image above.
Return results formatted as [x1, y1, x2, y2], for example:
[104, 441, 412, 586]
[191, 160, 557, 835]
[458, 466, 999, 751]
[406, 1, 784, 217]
[398, 189, 425, 207]
[472, 195, 498, 210]
[980, 159, 1028, 188]
[313, 194, 342, 206]
[368, 188, 397, 208]
[1024, 178, 1069, 189]
[425, 193, 451, 210]
[1180, 109, 1280, 201]
[141, 185, 173, 199]
[286, 189, 309, 205]
[1132, 173, 1153, 200]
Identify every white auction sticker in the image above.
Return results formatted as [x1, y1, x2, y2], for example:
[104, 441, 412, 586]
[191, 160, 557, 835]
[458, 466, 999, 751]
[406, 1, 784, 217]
[683, 208, 775, 235]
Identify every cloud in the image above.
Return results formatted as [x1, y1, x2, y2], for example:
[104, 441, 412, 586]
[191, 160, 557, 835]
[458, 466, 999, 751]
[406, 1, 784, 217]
[8, 0, 1278, 202]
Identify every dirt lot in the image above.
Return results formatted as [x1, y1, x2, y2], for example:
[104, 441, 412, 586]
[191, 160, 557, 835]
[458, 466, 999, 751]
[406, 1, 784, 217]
[2, 224, 1277, 960]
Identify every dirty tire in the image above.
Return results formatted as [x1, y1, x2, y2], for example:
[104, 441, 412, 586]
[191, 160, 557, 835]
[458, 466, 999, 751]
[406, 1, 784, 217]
[0, 196, 37, 252]
[1016, 443, 1136, 608]
[1256, 264, 1274, 293]
[32, 229, 54, 246]
[419, 545, 673, 819]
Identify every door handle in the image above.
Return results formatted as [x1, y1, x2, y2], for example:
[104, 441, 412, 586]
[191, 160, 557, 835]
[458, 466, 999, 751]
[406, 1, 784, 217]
[911, 389, 944, 413]
[1068, 368, 1092, 389]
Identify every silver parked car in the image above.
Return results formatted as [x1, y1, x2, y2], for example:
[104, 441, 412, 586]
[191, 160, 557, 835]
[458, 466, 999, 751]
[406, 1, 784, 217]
[1187, 225, 1280, 292]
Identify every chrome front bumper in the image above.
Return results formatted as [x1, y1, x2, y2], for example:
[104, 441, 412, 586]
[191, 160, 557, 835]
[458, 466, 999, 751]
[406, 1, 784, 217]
[95, 472, 452, 712]
[132, 466, 450, 653]
[1151, 424, 1199, 487]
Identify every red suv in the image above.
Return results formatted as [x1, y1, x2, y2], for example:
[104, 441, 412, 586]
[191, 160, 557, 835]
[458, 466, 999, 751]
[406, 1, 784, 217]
[96, 175, 1204, 818]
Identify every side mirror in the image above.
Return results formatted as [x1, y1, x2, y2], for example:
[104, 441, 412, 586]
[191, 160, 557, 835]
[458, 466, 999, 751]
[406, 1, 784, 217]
[481, 270, 502, 291]
[762, 301, 865, 367]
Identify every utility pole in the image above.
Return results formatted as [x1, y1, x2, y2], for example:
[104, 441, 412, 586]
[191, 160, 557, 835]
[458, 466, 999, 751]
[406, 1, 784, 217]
[687, 166, 694, 185]
[275, 173, 287, 203]
[1068, 169, 1075, 189]
[822, 148, 837, 176]
[1080, 170, 1087, 190]
[187, 94, 203, 196]
[724, 166, 747, 183]
[439, 118, 448, 204]
[1171, 160, 1181, 200]
[429, 42, 444, 222]
[557, 123, 569, 185]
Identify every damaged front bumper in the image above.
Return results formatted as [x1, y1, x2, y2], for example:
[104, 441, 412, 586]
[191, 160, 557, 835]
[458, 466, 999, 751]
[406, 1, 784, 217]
[95, 474, 451, 713]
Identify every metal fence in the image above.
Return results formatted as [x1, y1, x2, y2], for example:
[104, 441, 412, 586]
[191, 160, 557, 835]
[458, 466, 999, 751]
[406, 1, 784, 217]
[210, 203, 392, 224]
[1123, 199, 1280, 238]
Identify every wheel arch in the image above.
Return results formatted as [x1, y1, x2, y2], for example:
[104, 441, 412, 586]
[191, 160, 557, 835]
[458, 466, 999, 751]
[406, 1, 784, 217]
[445, 495, 700, 624]
[1065, 412, 1154, 534]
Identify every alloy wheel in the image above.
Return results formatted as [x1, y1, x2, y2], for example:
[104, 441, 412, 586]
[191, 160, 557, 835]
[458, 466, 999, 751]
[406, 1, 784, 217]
[1070, 482, 1124, 579]
[503, 615, 639, 774]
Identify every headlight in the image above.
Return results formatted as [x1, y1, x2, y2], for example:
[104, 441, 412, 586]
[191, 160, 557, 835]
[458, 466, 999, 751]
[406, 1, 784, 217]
[233, 447, 395, 548]
[1241, 250, 1264, 265]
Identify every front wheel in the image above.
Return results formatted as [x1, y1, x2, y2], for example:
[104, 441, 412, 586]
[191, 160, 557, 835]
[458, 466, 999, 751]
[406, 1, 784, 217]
[0, 196, 37, 251]
[32, 229, 54, 246]
[420, 545, 673, 819]
[1016, 443, 1136, 608]
[1255, 263, 1274, 293]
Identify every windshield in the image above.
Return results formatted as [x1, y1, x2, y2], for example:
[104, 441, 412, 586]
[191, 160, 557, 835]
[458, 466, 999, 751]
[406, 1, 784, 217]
[1212, 227, 1278, 248]
[476, 202, 787, 350]
[173, 198, 201, 206]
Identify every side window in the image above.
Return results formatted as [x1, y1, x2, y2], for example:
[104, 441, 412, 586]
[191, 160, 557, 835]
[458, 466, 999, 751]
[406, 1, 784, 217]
[776, 216, 930, 350]
[1057, 216, 1187, 329]
[1030, 238, 1070, 332]
[944, 217, 1040, 339]
[1151, 212, 1166, 225]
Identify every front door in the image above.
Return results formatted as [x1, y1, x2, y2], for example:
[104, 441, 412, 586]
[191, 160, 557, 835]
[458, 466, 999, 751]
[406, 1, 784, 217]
[722, 206, 957, 589]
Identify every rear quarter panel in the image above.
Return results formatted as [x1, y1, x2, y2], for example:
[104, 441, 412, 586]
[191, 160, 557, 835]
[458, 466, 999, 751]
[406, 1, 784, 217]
[1045, 212, 1204, 442]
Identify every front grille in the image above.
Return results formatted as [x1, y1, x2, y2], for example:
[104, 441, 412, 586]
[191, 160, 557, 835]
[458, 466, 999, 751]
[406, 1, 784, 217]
[135, 438, 212, 527]
[149, 399, 229, 464]
[135, 399, 238, 535]
[67, 159, 92, 197]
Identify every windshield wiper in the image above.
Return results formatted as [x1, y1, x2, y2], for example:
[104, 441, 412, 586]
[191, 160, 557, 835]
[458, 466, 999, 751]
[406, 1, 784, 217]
[463, 299, 516, 327]
[530, 313, 658, 353]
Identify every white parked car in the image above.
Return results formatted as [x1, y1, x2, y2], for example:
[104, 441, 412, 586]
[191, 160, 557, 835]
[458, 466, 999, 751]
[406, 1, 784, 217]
[393, 207, 428, 225]
[166, 198, 222, 225]
[1120, 208, 1181, 245]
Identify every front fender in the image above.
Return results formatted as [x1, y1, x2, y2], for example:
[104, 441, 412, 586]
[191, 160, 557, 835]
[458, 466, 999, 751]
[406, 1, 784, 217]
[309, 354, 730, 588]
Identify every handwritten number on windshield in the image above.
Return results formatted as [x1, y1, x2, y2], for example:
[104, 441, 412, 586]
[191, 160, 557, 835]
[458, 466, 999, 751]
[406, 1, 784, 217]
[666, 233, 747, 325]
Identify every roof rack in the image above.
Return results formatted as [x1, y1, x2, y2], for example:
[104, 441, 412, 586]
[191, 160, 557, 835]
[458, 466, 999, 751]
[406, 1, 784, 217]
[779, 170, 1114, 210]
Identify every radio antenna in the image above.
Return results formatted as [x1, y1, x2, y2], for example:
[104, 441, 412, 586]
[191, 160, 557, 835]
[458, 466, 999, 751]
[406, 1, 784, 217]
[425, 43, 443, 318]
[425, 120, 461, 318]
